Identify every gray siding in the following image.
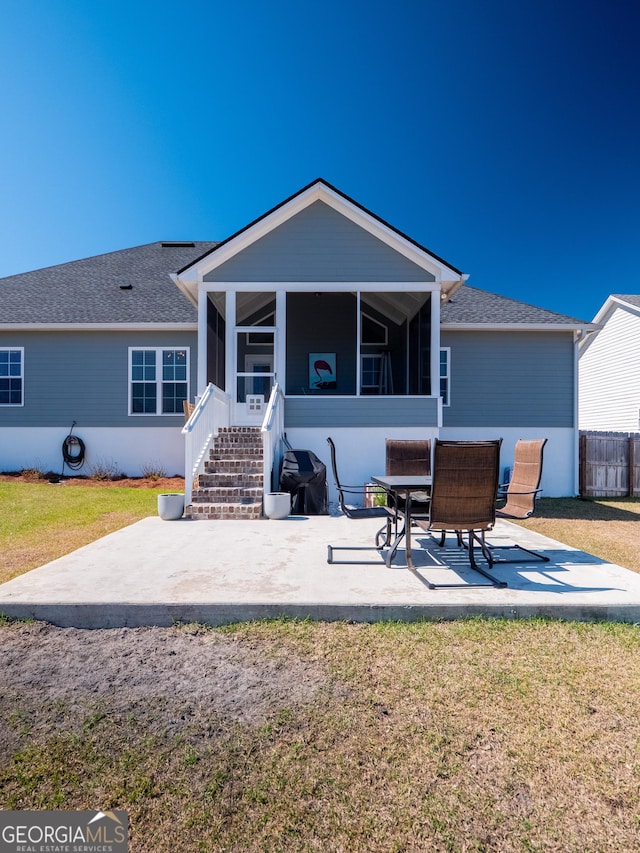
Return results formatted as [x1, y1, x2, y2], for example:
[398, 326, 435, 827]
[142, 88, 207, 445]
[0, 330, 196, 427]
[204, 201, 435, 283]
[285, 396, 439, 428]
[441, 330, 575, 428]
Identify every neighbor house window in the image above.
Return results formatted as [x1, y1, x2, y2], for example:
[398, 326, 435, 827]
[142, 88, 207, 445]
[0, 348, 23, 406]
[129, 348, 189, 415]
[440, 348, 450, 406]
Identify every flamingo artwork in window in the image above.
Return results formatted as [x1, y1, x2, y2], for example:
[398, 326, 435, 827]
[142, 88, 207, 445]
[309, 353, 337, 390]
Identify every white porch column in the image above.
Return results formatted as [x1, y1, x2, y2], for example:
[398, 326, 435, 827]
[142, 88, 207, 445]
[356, 292, 361, 394]
[276, 289, 286, 390]
[225, 290, 236, 400]
[430, 291, 441, 407]
[197, 284, 208, 396]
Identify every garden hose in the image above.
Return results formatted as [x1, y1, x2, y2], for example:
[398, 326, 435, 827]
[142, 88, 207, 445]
[62, 421, 86, 474]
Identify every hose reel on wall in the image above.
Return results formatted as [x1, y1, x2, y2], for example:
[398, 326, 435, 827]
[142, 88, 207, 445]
[62, 421, 86, 475]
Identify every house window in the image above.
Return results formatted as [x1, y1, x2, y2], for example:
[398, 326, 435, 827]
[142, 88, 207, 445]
[129, 348, 189, 415]
[0, 348, 23, 406]
[440, 348, 450, 406]
[361, 354, 383, 393]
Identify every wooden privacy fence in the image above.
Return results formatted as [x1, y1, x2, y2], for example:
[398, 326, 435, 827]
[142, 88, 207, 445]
[579, 432, 640, 497]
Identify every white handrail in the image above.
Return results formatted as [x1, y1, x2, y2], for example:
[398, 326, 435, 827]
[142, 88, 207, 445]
[182, 383, 231, 507]
[261, 383, 285, 493]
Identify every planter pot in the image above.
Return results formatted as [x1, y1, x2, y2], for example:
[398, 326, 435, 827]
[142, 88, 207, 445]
[158, 493, 185, 521]
[263, 491, 291, 520]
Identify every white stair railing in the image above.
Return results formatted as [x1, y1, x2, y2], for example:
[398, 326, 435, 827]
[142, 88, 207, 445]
[261, 383, 285, 494]
[182, 383, 231, 507]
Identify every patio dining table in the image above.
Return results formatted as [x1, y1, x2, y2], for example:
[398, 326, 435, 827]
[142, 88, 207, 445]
[370, 474, 432, 570]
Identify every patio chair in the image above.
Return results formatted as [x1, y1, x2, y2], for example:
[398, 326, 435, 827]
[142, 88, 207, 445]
[490, 438, 549, 563]
[415, 439, 507, 588]
[326, 437, 397, 564]
[385, 438, 431, 516]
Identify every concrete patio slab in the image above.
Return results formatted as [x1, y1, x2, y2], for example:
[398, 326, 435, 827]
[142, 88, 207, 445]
[1, 516, 639, 628]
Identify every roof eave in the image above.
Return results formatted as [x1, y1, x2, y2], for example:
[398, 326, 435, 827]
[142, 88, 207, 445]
[170, 273, 198, 307]
[440, 322, 597, 332]
[0, 322, 198, 332]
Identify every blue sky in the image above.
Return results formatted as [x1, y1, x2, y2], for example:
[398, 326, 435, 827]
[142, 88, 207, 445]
[1, 0, 638, 321]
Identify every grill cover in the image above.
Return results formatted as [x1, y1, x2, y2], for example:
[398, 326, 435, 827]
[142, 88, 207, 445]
[279, 449, 328, 515]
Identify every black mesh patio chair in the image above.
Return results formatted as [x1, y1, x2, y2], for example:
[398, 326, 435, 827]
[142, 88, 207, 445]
[326, 437, 397, 564]
[490, 438, 549, 563]
[415, 439, 507, 588]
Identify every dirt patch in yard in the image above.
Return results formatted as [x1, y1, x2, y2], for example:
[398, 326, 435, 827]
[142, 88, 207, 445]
[0, 472, 186, 490]
[0, 621, 332, 758]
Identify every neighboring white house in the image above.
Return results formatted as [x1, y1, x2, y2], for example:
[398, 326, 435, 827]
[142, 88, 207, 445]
[579, 295, 640, 433]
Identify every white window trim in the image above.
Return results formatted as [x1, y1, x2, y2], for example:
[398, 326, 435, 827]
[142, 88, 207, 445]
[0, 346, 24, 407]
[361, 312, 388, 346]
[128, 346, 190, 416]
[246, 312, 276, 344]
[440, 347, 451, 407]
[360, 353, 383, 391]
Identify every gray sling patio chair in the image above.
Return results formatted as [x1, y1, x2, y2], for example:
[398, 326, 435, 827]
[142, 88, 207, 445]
[490, 438, 549, 563]
[326, 437, 397, 564]
[414, 439, 507, 588]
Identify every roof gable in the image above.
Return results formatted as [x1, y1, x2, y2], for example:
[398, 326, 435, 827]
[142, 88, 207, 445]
[593, 294, 640, 324]
[202, 200, 436, 284]
[579, 294, 640, 354]
[175, 179, 466, 300]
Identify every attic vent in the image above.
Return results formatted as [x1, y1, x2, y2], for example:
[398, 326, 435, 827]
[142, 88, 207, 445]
[119, 284, 133, 290]
[161, 241, 195, 248]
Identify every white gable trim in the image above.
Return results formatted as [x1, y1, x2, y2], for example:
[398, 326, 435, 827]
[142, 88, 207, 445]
[174, 181, 467, 299]
[198, 281, 442, 294]
[593, 295, 640, 324]
[578, 295, 639, 355]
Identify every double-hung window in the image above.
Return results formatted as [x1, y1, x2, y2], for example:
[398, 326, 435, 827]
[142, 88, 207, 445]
[440, 347, 451, 406]
[0, 348, 23, 406]
[129, 347, 189, 415]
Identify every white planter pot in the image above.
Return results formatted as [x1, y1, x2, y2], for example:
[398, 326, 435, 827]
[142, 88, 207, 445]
[263, 491, 291, 520]
[158, 493, 185, 521]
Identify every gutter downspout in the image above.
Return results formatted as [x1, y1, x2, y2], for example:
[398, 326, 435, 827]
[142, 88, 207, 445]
[573, 329, 581, 496]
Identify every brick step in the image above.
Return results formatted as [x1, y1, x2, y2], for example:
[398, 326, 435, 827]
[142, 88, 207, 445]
[208, 451, 263, 463]
[191, 487, 264, 503]
[213, 432, 263, 444]
[188, 501, 263, 520]
[204, 459, 263, 473]
[197, 472, 263, 488]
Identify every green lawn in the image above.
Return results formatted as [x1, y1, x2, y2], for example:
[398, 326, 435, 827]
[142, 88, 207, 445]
[1, 486, 640, 852]
[1, 618, 639, 852]
[0, 481, 164, 584]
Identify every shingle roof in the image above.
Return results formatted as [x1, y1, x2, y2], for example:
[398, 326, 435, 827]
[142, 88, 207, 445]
[441, 285, 589, 326]
[0, 241, 590, 328]
[0, 241, 217, 324]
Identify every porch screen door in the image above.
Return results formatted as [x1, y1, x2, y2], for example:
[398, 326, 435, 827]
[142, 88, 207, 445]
[235, 328, 276, 422]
